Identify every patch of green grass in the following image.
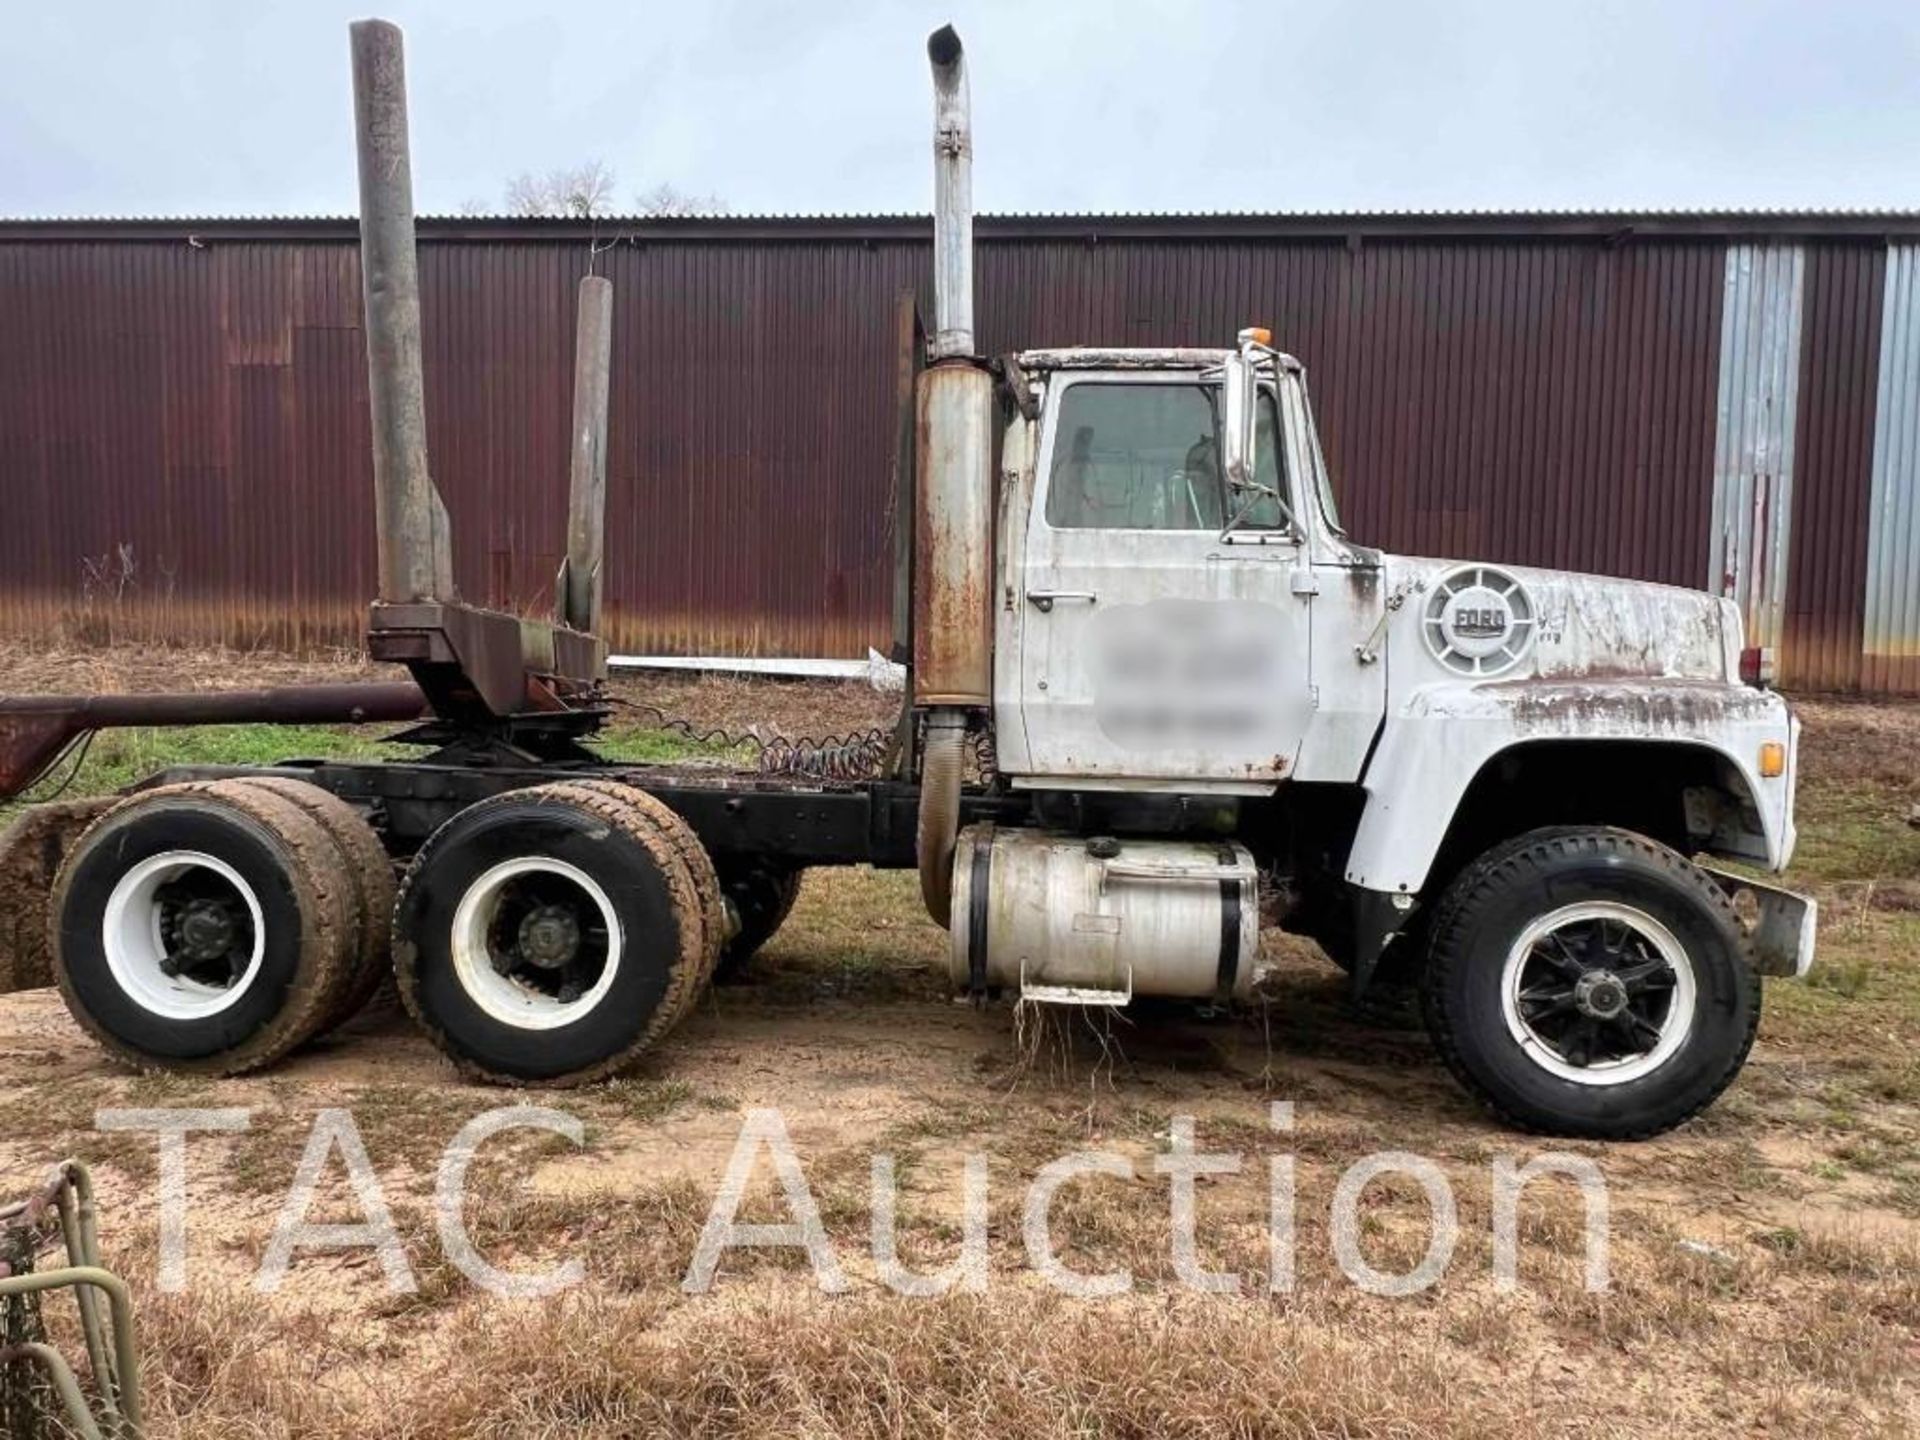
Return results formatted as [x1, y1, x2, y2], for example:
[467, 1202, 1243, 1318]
[1807, 955, 1874, 999]
[17, 722, 410, 805]
[1790, 779, 1920, 885]
[588, 726, 753, 766]
[9, 715, 756, 813]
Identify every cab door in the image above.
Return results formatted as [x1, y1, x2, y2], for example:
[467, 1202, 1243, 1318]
[1014, 371, 1315, 787]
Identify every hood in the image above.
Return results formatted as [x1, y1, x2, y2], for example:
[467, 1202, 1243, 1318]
[1380, 555, 1741, 686]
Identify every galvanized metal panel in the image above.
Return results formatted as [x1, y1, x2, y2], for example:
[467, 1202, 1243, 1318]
[1710, 243, 1806, 651]
[1863, 244, 1920, 692]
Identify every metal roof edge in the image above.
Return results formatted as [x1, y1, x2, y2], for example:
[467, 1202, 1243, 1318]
[3, 209, 1919, 244]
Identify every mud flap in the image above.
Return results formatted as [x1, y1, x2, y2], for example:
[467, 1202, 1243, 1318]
[1348, 885, 1414, 996]
[0, 797, 118, 992]
[1699, 865, 1818, 977]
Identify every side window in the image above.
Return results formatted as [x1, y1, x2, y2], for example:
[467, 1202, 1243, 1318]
[1226, 389, 1295, 532]
[1045, 383, 1223, 530]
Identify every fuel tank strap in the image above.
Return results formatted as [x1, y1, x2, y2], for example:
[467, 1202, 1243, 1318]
[1214, 872, 1241, 1005]
[966, 826, 994, 997]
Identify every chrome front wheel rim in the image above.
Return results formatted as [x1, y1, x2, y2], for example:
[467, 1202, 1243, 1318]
[1500, 900, 1697, 1086]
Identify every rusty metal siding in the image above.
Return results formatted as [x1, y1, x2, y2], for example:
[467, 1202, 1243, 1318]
[1782, 245, 1884, 690]
[979, 238, 1725, 589]
[1710, 244, 1806, 650]
[1863, 244, 1920, 693]
[0, 215, 1912, 690]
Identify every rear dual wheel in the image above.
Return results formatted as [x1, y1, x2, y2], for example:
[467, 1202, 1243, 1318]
[392, 781, 721, 1085]
[50, 777, 387, 1075]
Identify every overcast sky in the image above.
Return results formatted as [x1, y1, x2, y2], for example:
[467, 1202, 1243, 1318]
[5, 0, 1917, 219]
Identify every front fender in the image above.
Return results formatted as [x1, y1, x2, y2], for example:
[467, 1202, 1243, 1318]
[1344, 680, 1797, 896]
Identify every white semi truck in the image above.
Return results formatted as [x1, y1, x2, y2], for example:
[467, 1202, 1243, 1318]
[0, 23, 1813, 1139]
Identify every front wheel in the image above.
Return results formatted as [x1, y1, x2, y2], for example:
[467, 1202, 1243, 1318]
[1420, 827, 1760, 1139]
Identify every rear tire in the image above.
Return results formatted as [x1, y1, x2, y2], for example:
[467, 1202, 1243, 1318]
[241, 777, 396, 1032]
[559, 780, 727, 997]
[1420, 826, 1759, 1139]
[714, 867, 803, 980]
[51, 780, 354, 1075]
[393, 783, 718, 1085]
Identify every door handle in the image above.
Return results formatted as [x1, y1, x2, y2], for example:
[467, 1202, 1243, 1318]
[1027, 590, 1096, 613]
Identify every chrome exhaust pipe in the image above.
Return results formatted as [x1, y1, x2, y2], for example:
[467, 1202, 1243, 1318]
[926, 24, 973, 360]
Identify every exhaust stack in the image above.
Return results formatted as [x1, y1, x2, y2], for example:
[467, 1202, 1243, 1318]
[349, 19, 454, 603]
[914, 25, 993, 926]
[926, 24, 974, 359]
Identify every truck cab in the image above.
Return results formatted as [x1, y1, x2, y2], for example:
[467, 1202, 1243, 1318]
[944, 329, 1811, 1137]
[991, 333, 1799, 900]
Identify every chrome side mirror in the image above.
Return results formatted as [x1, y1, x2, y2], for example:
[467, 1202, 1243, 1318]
[1221, 347, 1256, 502]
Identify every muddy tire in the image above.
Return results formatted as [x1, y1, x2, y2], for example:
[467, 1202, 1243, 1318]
[557, 780, 727, 997]
[1420, 826, 1760, 1140]
[50, 780, 355, 1075]
[240, 777, 397, 1031]
[714, 867, 803, 980]
[393, 782, 718, 1085]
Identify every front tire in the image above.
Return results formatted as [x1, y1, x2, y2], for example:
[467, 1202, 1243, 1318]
[1420, 827, 1759, 1139]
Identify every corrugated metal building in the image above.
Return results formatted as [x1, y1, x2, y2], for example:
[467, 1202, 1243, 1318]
[2, 211, 1918, 690]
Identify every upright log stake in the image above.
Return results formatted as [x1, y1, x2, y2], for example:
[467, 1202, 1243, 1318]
[349, 19, 454, 604]
[560, 275, 613, 635]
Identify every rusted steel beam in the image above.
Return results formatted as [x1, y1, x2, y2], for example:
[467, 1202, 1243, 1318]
[350, 18, 453, 604]
[559, 275, 614, 635]
[0, 682, 426, 801]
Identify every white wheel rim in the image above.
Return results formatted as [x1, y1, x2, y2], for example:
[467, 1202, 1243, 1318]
[101, 850, 266, 1020]
[450, 857, 622, 1031]
[1499, 900, 1697, 1087]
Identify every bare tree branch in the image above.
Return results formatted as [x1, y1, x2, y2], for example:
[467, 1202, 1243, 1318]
[503, 160, 619, 218]
[498, 165, 728, 218]
[633, 182, 728, 217]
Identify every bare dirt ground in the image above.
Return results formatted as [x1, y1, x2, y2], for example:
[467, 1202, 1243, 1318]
[0, 643, 1915, 1438]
